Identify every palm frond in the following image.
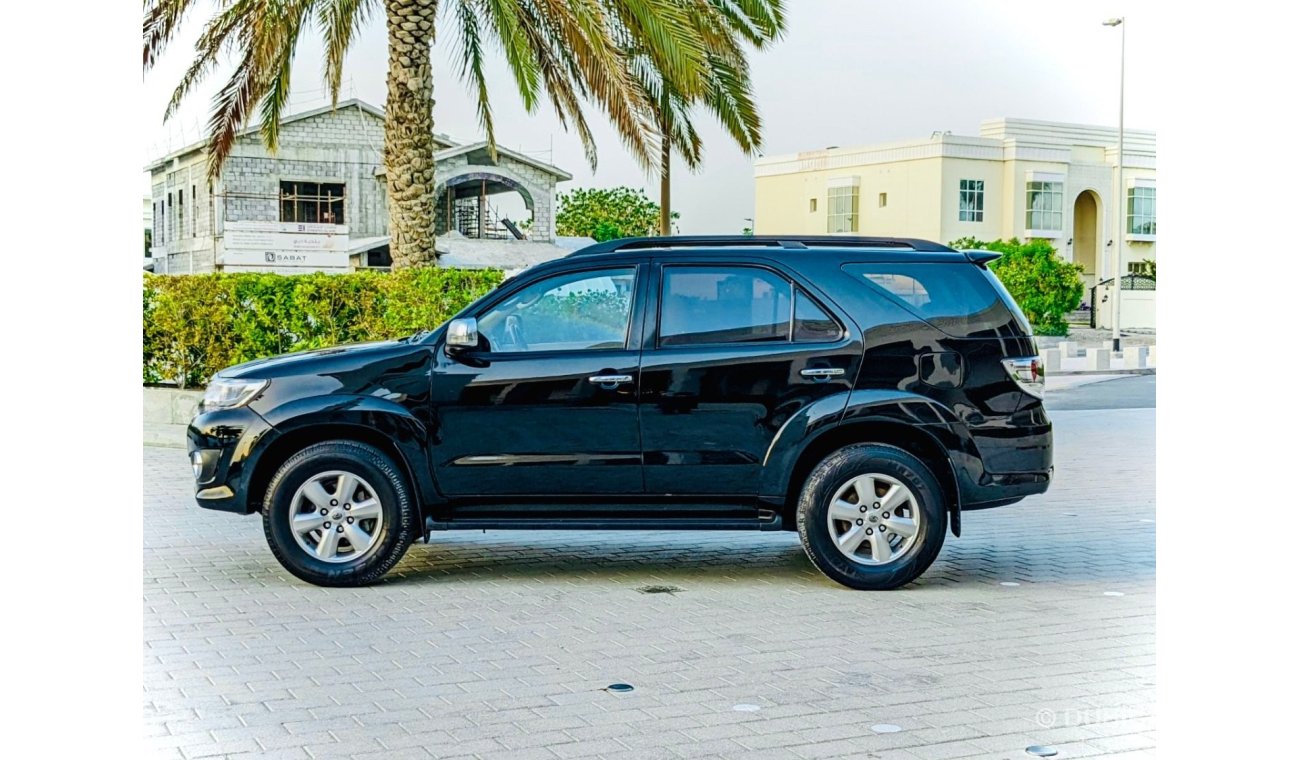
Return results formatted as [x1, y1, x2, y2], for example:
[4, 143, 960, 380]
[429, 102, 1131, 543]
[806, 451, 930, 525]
[317, 0, 375, 105]
[144, 0, 207, 69]
[258, 3, 315, 153]
[163, 0, 250, 121]
[453, 0, 498, 160]
[481, 0, 541, 112]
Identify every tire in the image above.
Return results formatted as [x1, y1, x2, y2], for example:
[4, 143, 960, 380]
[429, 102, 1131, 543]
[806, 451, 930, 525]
[262, 440, 418, 586]
[797, 444, 947, 590]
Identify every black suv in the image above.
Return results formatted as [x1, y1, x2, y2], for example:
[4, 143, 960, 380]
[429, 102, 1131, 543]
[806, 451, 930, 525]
[189, 236, 1051, 590]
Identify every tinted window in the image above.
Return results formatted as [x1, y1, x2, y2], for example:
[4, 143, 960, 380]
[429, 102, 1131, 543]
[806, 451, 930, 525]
[842, 262, 1017, 337]
[794, 290, 842, 342]
[479, 268, 635, 352]
[660, 267, 791, 346]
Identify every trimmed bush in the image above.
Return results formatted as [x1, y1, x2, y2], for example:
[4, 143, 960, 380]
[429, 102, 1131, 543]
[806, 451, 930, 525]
[144, 268, 503, 388]
[949, 236, 1085, 336]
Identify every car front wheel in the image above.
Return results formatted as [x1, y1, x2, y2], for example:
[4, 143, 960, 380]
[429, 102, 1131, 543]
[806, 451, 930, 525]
[262, 440, 418, 586]
[797, 444, 947, 590]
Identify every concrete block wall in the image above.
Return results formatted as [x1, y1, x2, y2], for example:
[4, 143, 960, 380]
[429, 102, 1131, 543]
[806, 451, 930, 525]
[144, 388, 204, 448]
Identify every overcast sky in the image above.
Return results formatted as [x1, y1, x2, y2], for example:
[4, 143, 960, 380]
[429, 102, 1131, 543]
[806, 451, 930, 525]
[144, 0, 1155, 234]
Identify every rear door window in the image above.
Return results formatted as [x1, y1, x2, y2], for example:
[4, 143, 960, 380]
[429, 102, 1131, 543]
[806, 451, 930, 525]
[659, 266, 791, 346]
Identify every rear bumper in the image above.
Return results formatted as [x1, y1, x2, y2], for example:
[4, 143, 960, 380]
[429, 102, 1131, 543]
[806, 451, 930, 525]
[187, 406, 274, 514]
[961, 467, 1052, 509]
[948, 405, 1053, 509]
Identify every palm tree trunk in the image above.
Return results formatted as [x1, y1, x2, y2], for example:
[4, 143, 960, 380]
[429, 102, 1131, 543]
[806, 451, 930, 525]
[658, 127, 672, 236]
[384, 0, 438, 269]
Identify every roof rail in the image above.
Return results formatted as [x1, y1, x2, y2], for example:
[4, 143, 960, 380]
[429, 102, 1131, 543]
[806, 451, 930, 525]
[568, 235, 955, 257]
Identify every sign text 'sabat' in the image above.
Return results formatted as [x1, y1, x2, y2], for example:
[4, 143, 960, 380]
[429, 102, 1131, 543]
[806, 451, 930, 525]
[221, 249, 350, 268]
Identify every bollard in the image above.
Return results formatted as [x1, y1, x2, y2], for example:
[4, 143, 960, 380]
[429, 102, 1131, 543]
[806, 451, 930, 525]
[1085, 347, 1110, 371]
[1041, 348, 1062, 373]
[1147, 345, 1157, 366]
[1123, 346, 1149, 370]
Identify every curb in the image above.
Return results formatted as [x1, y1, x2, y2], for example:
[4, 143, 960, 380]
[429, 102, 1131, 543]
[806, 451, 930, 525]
[1052, 368, 1155, 377]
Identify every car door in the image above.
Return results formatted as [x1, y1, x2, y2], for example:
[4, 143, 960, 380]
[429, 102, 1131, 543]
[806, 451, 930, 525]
[638, 259, 862, 496]
[430, 263, 647, 497]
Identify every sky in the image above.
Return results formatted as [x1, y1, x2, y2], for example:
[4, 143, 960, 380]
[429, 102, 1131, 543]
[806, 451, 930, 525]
[143, 0, 1156, 234]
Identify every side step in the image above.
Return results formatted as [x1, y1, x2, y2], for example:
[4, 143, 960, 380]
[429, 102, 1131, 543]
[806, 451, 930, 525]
[426, 512, 783, 533]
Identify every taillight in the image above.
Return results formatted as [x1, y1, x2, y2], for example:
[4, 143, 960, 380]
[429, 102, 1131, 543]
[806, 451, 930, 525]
[1001, 357, 1045, 398]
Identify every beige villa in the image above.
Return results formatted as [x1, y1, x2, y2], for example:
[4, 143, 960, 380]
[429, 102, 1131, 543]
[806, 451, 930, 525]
[753, 118, 1156, 324]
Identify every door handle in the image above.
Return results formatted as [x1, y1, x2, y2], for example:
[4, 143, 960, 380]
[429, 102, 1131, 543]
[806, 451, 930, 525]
[800, 367, 846, 379]
[588, 374, 633, 386]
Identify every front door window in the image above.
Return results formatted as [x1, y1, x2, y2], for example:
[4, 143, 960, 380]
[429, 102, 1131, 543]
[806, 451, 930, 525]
[478, 268, 636, 353]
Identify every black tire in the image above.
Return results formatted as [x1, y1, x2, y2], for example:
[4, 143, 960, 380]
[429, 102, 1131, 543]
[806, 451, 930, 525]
[262, 440, 418, 586]
[797, 444, 947, 590]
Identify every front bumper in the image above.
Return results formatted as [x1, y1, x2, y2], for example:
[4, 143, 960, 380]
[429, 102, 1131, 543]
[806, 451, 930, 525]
[187, 405, 274, 514]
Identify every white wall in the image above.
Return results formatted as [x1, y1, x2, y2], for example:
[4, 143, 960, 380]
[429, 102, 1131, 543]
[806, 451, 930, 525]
[1094, 282, 1156, 330]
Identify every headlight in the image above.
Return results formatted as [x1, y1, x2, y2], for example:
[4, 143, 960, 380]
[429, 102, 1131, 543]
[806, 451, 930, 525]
[202, 377, 269, 410]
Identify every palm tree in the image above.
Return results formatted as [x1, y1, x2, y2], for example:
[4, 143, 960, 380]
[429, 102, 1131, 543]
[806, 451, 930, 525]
[143, 0, 724, 268]
[625, 0, 785, 235]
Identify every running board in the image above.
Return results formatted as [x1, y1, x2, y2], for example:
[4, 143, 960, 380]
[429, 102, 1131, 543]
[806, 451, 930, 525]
[426, 512, 782, 533]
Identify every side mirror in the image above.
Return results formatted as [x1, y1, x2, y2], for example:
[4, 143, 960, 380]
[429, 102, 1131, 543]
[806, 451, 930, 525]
[446, 317, 479, 351]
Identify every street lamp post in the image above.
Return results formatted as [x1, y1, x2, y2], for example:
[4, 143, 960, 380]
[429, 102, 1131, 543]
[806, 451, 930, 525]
[1104, 17, 1125, 353]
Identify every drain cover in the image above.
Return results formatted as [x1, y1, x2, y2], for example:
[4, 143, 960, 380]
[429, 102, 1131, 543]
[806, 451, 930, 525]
[606, 683, 634, 693]
[870, 724, 902, 734]
[1025, 746, 1058, 757]
[733, 704, 761, 712]
[637, 585, 684, 595]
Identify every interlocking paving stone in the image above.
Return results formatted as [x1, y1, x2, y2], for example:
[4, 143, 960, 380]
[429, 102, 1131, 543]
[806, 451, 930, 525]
[144, 409, 1155, 758]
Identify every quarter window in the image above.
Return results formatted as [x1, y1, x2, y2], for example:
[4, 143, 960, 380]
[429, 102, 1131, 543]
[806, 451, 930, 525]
[959, 179, 984, 222]
[280, 181, 345, 224]
[1025, 181, 1064, 231]
[660, 267, 792, 346]
[478, 268, 635, 353]
[794, 290, 842, 342]
[826, 186, 859, 233]
[1127, 186, 1156, 236]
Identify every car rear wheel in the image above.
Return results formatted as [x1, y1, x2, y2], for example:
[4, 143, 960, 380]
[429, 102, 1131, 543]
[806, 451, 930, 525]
[263, 440, 418, 586]
[797, 444, 947, 590]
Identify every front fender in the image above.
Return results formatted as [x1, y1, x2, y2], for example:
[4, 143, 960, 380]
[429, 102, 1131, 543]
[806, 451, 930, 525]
[252, 394, 440, 507]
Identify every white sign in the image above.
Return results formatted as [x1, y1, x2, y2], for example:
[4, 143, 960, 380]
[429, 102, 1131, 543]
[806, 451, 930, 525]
[225, 220, 349, 235]
[223, 264, 350, 275]
[225, 230, 349, 251]
[221, 249, 350, 268]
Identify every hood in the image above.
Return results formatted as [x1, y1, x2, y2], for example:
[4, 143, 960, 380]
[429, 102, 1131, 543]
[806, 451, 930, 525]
[219, 339, 408, 379]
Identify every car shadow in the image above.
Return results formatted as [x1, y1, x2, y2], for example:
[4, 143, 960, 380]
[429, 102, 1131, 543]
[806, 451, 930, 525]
[347, 527, 1155, 589]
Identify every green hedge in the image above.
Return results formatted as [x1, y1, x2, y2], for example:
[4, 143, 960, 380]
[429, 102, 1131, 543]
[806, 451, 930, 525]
[144, 268, 504, 388]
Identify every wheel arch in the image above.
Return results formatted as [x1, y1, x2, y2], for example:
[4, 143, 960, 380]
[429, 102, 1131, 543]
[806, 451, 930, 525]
[781, 419, 963, 537]
[246, 421, 432, 516]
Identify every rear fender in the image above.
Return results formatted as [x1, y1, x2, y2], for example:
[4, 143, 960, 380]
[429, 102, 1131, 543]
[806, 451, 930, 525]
[763, 389, 978, 536]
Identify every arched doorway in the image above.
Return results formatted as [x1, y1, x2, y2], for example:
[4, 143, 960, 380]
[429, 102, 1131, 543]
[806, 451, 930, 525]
[1073, 190, 1100, 303]
[435, 171, 536, 240]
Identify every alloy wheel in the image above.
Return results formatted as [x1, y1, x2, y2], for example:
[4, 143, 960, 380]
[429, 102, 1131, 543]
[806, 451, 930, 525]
[289, 470, 384, 563]
[825, 472, 921, 566]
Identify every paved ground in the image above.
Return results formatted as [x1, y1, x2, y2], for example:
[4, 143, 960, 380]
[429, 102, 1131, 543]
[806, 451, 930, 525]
[144, 402, 1155, 759]
[1044, 375, 1155, 412]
